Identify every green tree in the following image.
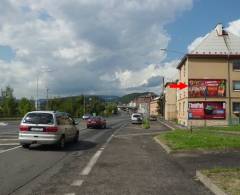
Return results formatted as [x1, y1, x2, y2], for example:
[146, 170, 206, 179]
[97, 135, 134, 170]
[1, 86, 17, 117]
[18, 98, 35, 116]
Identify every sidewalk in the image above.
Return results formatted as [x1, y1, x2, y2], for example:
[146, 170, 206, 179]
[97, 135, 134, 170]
[74, 123, 212, 195]
[158, 118, 187, 130]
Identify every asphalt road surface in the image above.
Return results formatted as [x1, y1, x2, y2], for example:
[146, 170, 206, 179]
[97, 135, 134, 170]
[0, 113, 214, 195]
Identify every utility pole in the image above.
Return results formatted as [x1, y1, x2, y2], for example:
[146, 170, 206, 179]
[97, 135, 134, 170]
[83, 95, 85, 115]
[46, 88, 49, 110]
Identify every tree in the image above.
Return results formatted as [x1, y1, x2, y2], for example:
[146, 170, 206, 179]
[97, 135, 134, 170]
[18, 98, 35, 116]
[1, 86, 17, 117]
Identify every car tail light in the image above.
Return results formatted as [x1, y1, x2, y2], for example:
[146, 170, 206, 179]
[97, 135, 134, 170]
[19, 125, 29, 131]
[45, 126, 58, 132]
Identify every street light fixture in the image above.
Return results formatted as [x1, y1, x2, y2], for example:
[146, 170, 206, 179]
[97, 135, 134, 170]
[36, 67, 54, 110]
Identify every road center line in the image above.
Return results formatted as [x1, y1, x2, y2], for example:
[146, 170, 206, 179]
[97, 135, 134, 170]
[81, 149, 103, 176]
[80, 122, 128, 176]
[71, 179, 84, 187]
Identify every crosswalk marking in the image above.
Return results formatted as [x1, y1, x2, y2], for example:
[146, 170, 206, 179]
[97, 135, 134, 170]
[0, 143, 19, 146]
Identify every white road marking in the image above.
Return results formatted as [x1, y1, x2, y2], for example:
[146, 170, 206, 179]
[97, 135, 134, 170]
[65, 193, 75, 195]
[81, 149, 103, 176]
[0, 139, 18, 141]
[0, 122, 8, 126]
[0, 146, 21, 154]
[80, 123, 127, 176]
[71, 179, 84, 187]
[114, 132, 165, 137]
[0, 143, 19, 146]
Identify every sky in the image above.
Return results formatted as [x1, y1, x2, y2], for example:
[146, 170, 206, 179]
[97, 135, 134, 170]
[0, 0, 240, 99]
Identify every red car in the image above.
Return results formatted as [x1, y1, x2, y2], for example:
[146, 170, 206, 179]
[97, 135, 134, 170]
[86, 116, 106, 129]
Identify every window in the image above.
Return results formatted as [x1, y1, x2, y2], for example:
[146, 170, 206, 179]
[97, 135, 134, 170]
[23, 113, 54, 124]
[183, 102, 185, 114]
[232, 60, 240, 71]
[233, 102, 240, 113]
[233, 81, 240, 91]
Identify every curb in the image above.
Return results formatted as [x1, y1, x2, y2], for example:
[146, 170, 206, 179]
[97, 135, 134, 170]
[158, 120, 176, 130]
[196, 170, 227, 195]
[154, 136, 172, 154]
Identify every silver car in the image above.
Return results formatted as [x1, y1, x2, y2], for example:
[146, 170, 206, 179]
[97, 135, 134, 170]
[19, 111, 79, 149]
[131, 113, 143, 124]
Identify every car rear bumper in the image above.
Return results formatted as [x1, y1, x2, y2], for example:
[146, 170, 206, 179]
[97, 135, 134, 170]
[131, 120, 142, 124]
[19, 133, 61, 145]
[87, 124, 102, 128]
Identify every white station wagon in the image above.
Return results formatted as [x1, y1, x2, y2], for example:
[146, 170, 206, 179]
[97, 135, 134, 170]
[19, 111, 79, 149]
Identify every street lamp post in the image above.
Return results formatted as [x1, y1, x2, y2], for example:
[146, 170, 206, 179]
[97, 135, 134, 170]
[35, 67, 53, 111]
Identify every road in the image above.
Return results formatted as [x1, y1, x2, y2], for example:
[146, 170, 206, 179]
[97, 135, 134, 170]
[0, 113, 213, 195]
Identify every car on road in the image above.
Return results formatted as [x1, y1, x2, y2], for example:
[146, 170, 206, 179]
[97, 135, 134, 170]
[82, 114, 92, 120]
[86, 116, 106, 129]
[18, 111, 79, 149]
[149, 115, 157, 121]
[131, 113, 143, 124]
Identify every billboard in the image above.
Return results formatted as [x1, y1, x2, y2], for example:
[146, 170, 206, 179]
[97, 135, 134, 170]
[188, 102, 226, 120]
[188, 79, 226, 98]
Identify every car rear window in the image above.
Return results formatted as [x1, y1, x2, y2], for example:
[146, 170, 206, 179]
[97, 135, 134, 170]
[23, 113, 54, 124]
[133, 114, 141, 117]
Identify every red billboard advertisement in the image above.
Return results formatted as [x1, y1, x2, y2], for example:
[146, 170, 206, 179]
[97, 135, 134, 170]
[188, 102, 226, 120]
[188, 79, 226, 98]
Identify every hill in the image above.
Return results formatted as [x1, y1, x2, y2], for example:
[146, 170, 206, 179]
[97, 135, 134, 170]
[118, 92, 156, 104]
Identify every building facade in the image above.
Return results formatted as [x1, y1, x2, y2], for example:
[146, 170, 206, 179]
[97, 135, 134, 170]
[177, 24, 240, 126]
[150, 97, 160, 116]
[164, 82, 177, 121]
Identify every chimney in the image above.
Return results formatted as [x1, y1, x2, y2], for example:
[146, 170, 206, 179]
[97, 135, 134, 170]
[216, 23, 223, 36]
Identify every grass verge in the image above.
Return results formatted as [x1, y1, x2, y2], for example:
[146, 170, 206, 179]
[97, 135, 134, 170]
[157, 129, 240, 151]
[142, 118, 150, 129]
[196, 125, 240, 132]
[202, 168, 240, 195]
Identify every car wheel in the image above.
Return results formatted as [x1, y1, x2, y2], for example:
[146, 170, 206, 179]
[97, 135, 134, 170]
[58, 136, 65, 149]
[74, 131, 79, 142]
[21, 144, 30, 149]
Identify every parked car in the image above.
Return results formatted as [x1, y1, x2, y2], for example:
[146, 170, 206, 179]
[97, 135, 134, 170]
[18, 111, 79, 149]
[82, 114, 92, 120]
[149, 115, 157, 121]
[131, 113, 143, 124]
[86, 116, 106, 129]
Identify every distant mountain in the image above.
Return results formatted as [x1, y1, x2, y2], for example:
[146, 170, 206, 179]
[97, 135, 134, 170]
[118, 92, 157, 104]
[39, 95, 120, 103]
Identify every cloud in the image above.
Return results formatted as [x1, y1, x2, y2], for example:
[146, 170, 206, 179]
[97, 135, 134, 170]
[187, 33, 209, 53]
[0, 0, 193, 98]
[226, 19, 240, 36]
[188, 19, 240, 53]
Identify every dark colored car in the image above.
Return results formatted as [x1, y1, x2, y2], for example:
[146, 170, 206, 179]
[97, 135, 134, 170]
[86, 116, 106, 129]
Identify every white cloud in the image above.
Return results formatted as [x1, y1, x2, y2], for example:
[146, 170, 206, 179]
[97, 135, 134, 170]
[226, 19, 240, 36]
[187, 33, 209, 53]
[115, 60, 178, 89]
[0, 0, 193, 98]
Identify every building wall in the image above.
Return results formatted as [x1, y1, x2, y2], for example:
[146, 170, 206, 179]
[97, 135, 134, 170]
[165, 86, 177, 121]
[177, 60, 189, 125]
[150, 100, 159, 116]
[177, 57, 240, 127]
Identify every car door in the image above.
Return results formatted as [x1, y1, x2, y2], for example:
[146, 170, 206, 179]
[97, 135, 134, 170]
[68, 116, 77, 138]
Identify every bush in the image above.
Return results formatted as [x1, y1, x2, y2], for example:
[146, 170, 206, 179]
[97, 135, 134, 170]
[142, 118, 150, 129]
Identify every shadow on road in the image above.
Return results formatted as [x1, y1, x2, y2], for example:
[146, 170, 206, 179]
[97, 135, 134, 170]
[27, 140, 97, 152]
